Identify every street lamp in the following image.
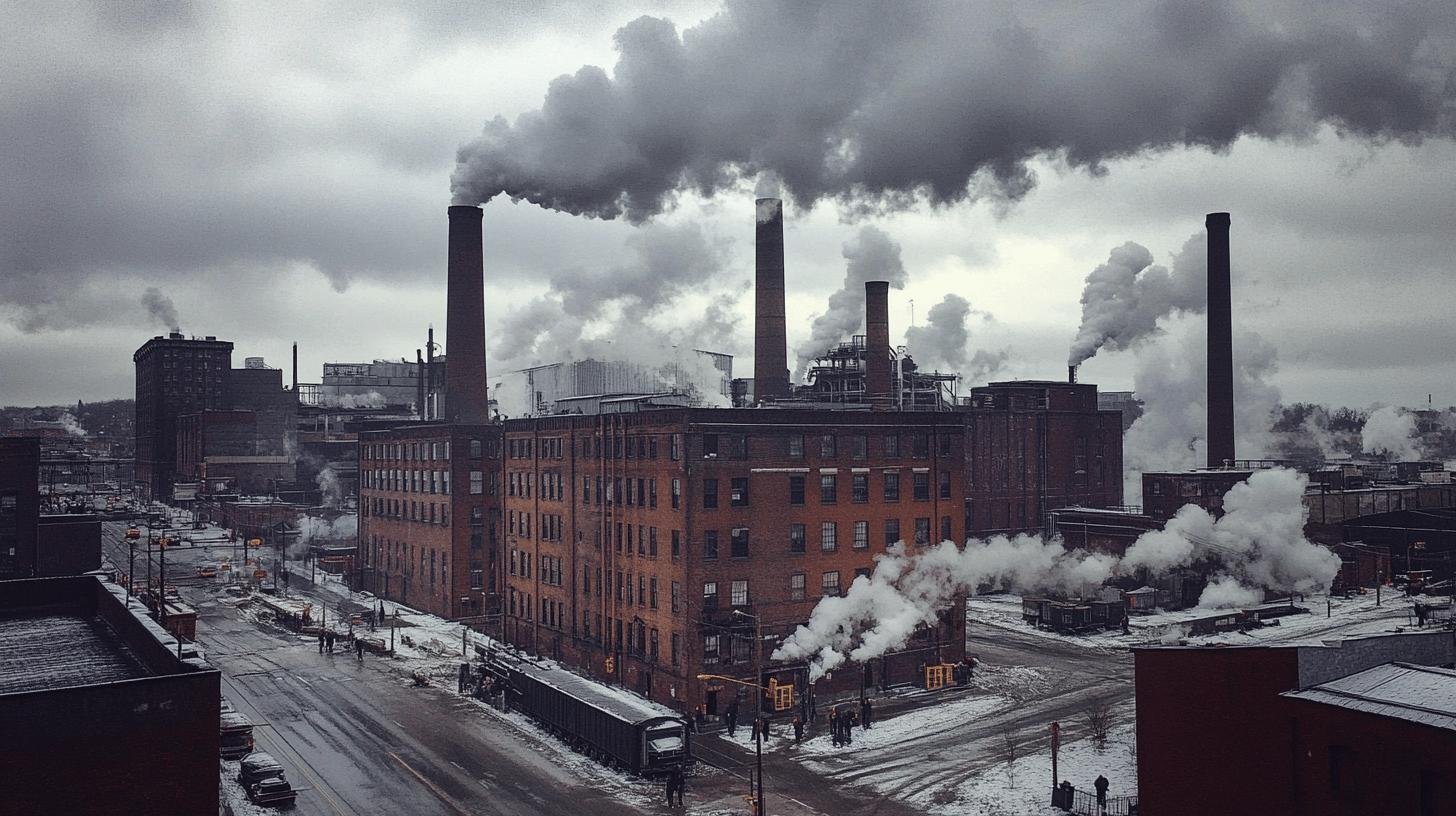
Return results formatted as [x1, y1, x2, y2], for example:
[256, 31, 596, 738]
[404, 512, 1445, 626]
[698, 672, 767, 816]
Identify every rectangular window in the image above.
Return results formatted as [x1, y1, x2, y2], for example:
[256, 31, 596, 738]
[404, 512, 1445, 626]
[821, 521, 837, 551]
[790, 573, 806, 601]
[821, 571, 840, 597]
[703, 434, 719, 457]
[938, 434, 952, 457]
[787, 434, 804, 458]
[671, 529, 681, 558]
[671, 581, 681, 612]
[470, 438, 482, 458]
[851, 434, 867, 460]
[670, 434, 681, 460]
[852, 473, 869, 503]
[789, 476, 805, 506]
[940, 516, 953, 541]
[730, 477, 749, 507]
[703, 634, 720, 664]
[730, 527, 749, 558]
[853, 520, 869, 549]
[703, 478, 719, 509]
[470, 471, 483, 495]
[913, 432, 929, 458]
[884, 434, 899, 457]
[671, 478, 681, 509]
[820, 474, 837, 504]
[885, 518, 901, 547]
[649, 527, 658, 557]
[914, 472, 930, 500]
[703, 582, 719, 611]
[939, 470, 952, 499]
[884, 472, 900, 501]
[730, 580, 749, 606]
[729, 434, 748, 459]
[672, 633, 681, 666]
[704, 530, 719, 560]
[820, 434, 837, 458]
[915, 517, 931, 545]
[789, 523, 806, 553]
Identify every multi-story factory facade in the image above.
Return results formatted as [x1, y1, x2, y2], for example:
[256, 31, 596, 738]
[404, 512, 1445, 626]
[133, 333, 234, 500]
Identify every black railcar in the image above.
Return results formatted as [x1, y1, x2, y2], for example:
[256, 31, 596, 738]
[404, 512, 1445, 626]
[485, 651, 689, 776]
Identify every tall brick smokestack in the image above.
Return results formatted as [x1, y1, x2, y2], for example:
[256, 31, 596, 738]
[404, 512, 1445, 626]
[417, 349, 426, 420]
[1206, 212, 1234, 467]
[291, 341, 298, 397]
[754, 198, 789, 402]
[446, 205, 489, 424]
[864, 280, 892, 409]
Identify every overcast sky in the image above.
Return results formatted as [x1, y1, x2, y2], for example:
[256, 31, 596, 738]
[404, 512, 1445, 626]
[2, 1, 1454, 410]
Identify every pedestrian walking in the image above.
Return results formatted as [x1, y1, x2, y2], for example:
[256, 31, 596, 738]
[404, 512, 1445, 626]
[843, 710, 855, 745]
[317, 630, 325, 654]
[325, 630, 335, 653]
[1094, 774, 1109, 813]
[726, 699, 739, 737]
[672, 767, 686, 807]
[458, 663, 470, 694]
[792, 715, 803, 743]
[860, 697, 873, 730]
[355, 637, 365, 661]
[1121, 615, 1130, 635]
[829, 709, 841, 747]
[663, 773, 675, 807]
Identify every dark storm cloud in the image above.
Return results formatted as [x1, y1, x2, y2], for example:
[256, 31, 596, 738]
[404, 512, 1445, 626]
[453, 1, 1456, 219]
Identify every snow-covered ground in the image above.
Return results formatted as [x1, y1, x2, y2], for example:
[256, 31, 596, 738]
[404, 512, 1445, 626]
[797, 693, 1011, 756]
[927, 722, 1138, 816]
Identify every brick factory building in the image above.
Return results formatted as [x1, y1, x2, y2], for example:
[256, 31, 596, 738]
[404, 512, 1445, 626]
[133, 332, 234, 500]
[0, 575, 220, 815]
[1134, 631, 1455, 816]
[1, 437, 101, 579]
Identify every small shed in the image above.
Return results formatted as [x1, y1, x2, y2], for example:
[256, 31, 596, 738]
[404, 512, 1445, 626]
[1126, 586, 1158, 613]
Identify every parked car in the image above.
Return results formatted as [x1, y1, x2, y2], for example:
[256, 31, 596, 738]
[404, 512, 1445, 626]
[220, 710, 255, 759]
[247, 775, 297, 809]
[239, 752, 285, 787]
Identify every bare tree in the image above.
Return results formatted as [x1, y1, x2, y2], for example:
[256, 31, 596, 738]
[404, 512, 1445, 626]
[1084, 700, 1114, 750]
[998, 725, 1020, 785]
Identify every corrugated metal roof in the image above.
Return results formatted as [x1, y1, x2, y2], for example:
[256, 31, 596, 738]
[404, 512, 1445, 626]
[0, 611, 150, 695]
[1283, 662, 1456, 732]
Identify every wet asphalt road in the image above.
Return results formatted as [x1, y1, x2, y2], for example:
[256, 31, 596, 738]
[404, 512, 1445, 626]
[101, 520, 645, 816]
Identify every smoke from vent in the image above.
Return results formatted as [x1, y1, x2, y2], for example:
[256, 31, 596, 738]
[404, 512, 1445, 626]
[776, 468, 1339, 679]
[1121, 317, 1280, 502]
[1067, 233, 1205, 367]
[903, 293, 1009, 381]
[315, 466, 345, 509]
[1361, 406, 1422, 460]
[141, 286, 179, 330]
[796, 226, 906, 378]
[451, 3, 1456, 220]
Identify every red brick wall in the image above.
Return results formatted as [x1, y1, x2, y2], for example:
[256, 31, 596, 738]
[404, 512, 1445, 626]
[1286, 696, 1456, 816]
[1134, 647, 1301, 816]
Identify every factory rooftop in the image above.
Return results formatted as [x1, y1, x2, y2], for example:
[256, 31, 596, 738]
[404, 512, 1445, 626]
[0, 610, 149, 694]
[1284, 662, 1456, 732]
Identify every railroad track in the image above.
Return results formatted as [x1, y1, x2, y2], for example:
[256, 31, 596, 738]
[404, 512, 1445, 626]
[691, 736, 751, 776]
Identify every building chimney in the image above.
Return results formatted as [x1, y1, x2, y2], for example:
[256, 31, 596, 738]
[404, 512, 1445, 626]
[445, 205, 489, 424]
[864, 280, 893, 410]
[1206, 212, 1234, 468]
[753, 198, 789, 402]
[291, 341, 299, 397]
[1068, 364, 1078, 384]
[426, 325, 436, 420]
[417, 349, 427, 420]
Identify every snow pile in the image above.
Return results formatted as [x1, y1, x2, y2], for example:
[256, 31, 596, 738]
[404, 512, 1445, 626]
[1361, 406, 1422, 460]
[778, 469, 1340, 679]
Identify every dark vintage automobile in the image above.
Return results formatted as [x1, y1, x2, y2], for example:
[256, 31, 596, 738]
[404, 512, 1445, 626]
[220, 710, 255, 760]
[239, 752, 285, 787]
[483, 650, 690, 776]
[247, 775, 297, 809]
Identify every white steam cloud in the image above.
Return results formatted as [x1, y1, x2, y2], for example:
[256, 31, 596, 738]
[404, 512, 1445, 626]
[1068, 233, 1205, 367]
[1360, 406, 1422, 461]
[776, 468, 1339, 679]
[796, 225, 907, 379]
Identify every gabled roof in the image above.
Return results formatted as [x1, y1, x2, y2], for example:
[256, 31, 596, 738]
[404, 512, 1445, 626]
[1283, 662, 1456, 732]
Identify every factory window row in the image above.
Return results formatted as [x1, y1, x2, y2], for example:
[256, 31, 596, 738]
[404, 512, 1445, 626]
[362, 440, 454, 461]
[705, 431, 948, 462]
[700, 579, 751, 611]
[370, 537, 447, 589]
[362, 467, 451, 495]
[608, 522, 664, 558]
[507, 469, 568, 500]
[705, 471, 948, 510]
[363, 497, 450, 526]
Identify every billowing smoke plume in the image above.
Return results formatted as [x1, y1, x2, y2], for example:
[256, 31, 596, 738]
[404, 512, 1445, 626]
[315, 466, 345, 509]
[323, 391, 386, 409]
[1122, 316, 1281, 502]
[452, 3, 1456, 219]
[140, 287, 179, 330]
[1272, 403, 1365, 466]
[57, 411, 86, 437]
[796, 226, 906, 377]
[776, 468, 1338, 679]
[1068, 233, 1205, 366]
[903, 293, 1009, 382]
[291, 513, 358, 558]
[774, 534, 1118, 680]
[1122, 468, 1340, 605]
[1361, 405, 1422, 461]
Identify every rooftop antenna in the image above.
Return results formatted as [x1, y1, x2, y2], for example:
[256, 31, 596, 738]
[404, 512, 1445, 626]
[909, 299, 915, 328]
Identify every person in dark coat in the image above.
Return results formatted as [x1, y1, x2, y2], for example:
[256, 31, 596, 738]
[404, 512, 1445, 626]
[860, 697, 873, 730]
[458, 663, 470, 693]
[317, 630, 325, 654]
[792, 715, 803, 743]
[829, 709, 841, 747]
[750, 716, 761, 742]
[663, 772, 675, 807]
[725, 698, 739, 737]
[1094, 774, 1109, 811]
[671, 767, 686, 806]
[325, 630, 335, 653]
[843, 710, 855, 745]
[355, 636, 365, 661]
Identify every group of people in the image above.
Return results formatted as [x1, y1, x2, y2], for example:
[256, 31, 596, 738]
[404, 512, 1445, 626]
[316, 627, 366, 661]
[828, 697, 872, 747]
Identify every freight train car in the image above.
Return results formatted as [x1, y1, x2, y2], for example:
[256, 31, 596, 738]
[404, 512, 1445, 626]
[484, 650, 689, 776]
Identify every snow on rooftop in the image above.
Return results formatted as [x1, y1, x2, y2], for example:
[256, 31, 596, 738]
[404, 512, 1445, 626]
[0, 611, 150, 695]
[1284, 662, 1456, 731]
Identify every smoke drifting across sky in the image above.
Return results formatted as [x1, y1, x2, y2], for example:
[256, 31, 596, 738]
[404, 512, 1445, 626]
[795, 225, 907, 378]
[453, 2, 1456, 219]
[1068, 234, 1205, 366]
[775, 468, 1338, 680]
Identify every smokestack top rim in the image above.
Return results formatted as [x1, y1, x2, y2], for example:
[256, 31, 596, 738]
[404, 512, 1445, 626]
[1205, 212, 1231, 226]
[755, 197, 783, 206]
[865, 280, 891, 291]
[448, 204, 484, 219]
